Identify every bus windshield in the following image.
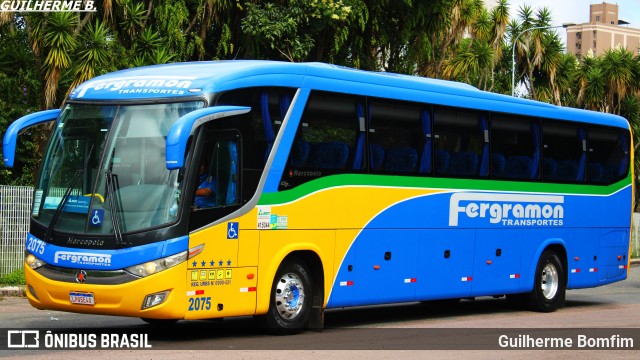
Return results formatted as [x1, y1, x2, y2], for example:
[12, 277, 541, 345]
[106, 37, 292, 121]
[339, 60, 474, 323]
[33, 101, 203, 236]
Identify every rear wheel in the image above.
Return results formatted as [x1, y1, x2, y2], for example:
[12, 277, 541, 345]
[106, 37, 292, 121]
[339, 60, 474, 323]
[527, 250, 565, 312]
[262, 258, 313, 335]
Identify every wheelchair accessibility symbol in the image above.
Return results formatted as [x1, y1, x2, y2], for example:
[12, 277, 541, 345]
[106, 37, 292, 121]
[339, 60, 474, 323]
[227, 222, 239, 239]
[89, 209, 104, 227]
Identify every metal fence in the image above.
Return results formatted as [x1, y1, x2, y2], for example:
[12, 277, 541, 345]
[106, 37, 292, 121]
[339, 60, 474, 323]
[0, 186, 33, 277]
[632, 213, 640, 258]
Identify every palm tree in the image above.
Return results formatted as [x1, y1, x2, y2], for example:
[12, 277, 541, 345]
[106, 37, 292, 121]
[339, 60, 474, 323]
[67, 20, 112, 96]
[516, 6, 552, 100]
[442, 37, 493, 88]
[41, 12, 79, 109]
[425, 0, 482, 78]
[600, 47, 637, 114]
[533, 31, 564, 103]
[581, 62, 607, 111]
[552, 53, 578, 106]
[117, 0, 147, 47]
[486, 0, 509, 91]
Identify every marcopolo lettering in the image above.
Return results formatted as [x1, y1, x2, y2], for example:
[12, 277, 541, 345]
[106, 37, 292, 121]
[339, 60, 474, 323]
[54, 251, 112, 267]
[449, 192, 564, 227]
[75, 76, 195, 98]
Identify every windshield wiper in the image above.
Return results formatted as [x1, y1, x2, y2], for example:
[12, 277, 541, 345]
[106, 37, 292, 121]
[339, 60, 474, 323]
[105, 170, 126, 246]
[44, 170, 83, 242]
[44, 145, 94, 242]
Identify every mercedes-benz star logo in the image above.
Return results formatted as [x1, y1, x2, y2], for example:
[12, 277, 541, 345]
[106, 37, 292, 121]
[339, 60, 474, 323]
[75, 270, 87, 283]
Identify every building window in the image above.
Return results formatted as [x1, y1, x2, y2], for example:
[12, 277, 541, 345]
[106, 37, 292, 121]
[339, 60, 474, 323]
[596, 15, 600, 21]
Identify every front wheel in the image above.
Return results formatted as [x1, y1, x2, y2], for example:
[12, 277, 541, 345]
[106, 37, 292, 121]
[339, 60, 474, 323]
[261, 258, 313, 335]
[527, 250, 566, 312]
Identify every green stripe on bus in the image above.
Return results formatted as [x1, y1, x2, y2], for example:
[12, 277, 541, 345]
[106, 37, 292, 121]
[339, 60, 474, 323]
[258, 174, 632, 205]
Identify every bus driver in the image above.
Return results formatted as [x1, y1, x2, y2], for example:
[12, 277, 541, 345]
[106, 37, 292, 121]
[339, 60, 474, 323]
[194, 159, 216, 208]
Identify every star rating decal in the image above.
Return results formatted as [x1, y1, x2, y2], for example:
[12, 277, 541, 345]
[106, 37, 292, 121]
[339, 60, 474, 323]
[190, 259, 233, 268]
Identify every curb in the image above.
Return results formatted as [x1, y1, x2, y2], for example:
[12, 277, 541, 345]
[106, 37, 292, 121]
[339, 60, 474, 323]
[2, 259, 639, 298]
[0, 286, 26, 298]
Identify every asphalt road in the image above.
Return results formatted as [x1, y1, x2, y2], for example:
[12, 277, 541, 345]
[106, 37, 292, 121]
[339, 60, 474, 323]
[1, 265, 639, 359]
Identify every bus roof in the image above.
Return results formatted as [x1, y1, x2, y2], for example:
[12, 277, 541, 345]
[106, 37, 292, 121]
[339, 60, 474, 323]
[68, 60, 629, 129]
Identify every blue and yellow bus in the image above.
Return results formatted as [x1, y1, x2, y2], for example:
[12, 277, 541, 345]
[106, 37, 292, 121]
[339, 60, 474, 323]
[3, 61, 633, 333]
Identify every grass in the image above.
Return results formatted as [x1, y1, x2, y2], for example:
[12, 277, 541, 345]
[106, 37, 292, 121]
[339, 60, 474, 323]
[0, 268, 25, 286]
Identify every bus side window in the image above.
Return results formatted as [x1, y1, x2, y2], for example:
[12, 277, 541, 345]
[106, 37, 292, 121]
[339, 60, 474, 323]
[194, 134, 240, 209]
[491, 116, 540, 180]
[543, 121, 586, 183]
[433, 108, 486, 178]
[587, 125, 629, 184]
[280, 91, 361, 190]
[368, 100, 423, 174]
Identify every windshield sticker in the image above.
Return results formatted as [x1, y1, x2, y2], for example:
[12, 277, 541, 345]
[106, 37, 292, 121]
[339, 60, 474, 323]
[32, 189, 43, 217]
[89, 209, 104, 227]
[43, 195, 91, 214]
[43, 196, 61, 209]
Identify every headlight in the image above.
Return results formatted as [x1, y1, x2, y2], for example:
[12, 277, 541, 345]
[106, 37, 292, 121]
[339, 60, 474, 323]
[125, 250, 187, 277]
[25, 252, 46, 269]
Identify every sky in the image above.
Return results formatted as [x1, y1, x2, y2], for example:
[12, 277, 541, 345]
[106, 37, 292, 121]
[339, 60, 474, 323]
[488, 0, 640, 45]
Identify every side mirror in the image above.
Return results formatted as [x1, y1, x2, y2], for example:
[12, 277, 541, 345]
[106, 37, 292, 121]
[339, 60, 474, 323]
[3, 109, 61, 168]
[165, 106, 250, 170]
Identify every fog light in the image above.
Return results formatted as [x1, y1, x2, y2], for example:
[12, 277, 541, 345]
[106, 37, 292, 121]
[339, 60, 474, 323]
[142, 290, 170, 310]
[28, 285, 39, 300]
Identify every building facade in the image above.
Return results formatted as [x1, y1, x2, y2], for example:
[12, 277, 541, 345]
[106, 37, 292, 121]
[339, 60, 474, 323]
[566, 2, 640, 59]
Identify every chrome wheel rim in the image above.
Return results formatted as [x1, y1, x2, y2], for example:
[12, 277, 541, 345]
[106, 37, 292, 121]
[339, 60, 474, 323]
[541, 263, 559, 300]
[275, 272, 305, 320]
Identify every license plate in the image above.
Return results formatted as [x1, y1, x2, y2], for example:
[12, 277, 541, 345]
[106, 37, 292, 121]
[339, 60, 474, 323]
[70, 292, 95, 305]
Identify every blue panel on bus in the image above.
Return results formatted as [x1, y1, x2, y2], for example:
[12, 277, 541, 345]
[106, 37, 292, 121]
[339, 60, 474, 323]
[25, 233, 188, 270]
[328, 186, 632, 307]
[2, 109, 61, 168]
[165, 106, 250, 169]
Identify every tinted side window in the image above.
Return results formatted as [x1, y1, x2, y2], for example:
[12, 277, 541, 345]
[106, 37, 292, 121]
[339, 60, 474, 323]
[369, 100, 424, 174]
[216, 87, 296, 169]
[543, 121, 586, 183]
[588, 125, 629, 184]
[216, 87, 296, 203]
[280, 91, 361, 190]
[491, 116, 540, 180]
[433, 108, 488, 178]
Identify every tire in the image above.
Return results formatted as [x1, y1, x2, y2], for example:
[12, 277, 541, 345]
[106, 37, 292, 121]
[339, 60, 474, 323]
[262, 258, 313, 335]
[527, 250, 566, 312]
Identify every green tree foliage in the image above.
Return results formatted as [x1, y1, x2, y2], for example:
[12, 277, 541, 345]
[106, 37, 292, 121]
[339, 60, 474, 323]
[2, 0, 640, 190]
[242, 0, 361, 62]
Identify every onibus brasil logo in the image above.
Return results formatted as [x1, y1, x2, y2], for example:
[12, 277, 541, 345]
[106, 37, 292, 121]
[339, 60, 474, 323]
[449, 192, 565, 227]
